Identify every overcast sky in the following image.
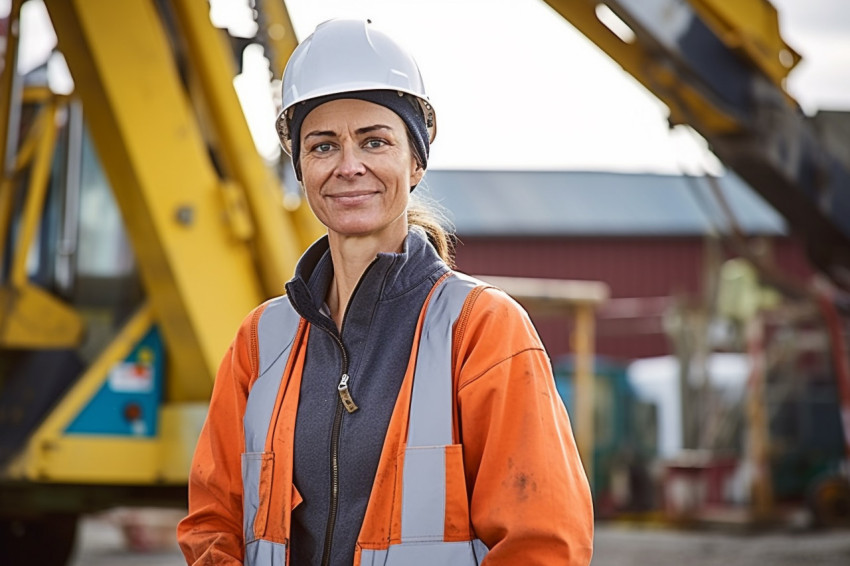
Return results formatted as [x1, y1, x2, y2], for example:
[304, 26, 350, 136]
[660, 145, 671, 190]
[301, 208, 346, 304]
[272, 0, 850, 174]
[11, 0, 850, 175]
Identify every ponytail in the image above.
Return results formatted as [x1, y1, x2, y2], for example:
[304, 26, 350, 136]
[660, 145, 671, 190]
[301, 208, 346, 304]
[407, 187, 455, 268]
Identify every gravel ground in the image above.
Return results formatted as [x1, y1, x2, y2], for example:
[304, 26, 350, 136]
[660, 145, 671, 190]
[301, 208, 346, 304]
[592, 524, 850, 566]
[69, 511, 185, 566]
[69, 513, 850, 565]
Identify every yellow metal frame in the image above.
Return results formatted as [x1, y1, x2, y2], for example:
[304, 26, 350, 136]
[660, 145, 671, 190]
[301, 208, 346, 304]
[0, 93, 84, 348]
[9, 103, 56, 286]
[0, 284, 84, 348]
[5, 302, 206, 484]
[0, 0, 24, 182]
[543, 0, 750, 134]
[43, 0, 283, 401]
[691, 0, 800, 86]
[170, 0, 305, 295]
[1, 0, 324, 486]
[7, 304, 154, 481]
[573, 304, 596, 487]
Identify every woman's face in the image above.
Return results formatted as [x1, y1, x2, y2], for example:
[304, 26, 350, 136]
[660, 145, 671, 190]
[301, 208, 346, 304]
[299, 98, 424, 245]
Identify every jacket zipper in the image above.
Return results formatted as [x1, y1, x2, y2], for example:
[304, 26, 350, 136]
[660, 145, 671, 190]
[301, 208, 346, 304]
[321, 331, 349, 566]
[338, 373, 359, 412]
[319, 262, 376, 566]
[322, 330, 348, 566]
[322, 396, 345, 566]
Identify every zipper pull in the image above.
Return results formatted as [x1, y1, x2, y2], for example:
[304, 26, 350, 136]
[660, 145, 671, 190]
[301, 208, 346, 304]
[338, 373, 359, 413]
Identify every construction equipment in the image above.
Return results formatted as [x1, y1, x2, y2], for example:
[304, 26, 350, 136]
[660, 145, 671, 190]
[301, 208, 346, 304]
[0, 1, 321, 562]
[544, 5, 850, 507]
[1, 0, 849, 563]
[541, 0, 850, 524]
[543, 0, 850, 291]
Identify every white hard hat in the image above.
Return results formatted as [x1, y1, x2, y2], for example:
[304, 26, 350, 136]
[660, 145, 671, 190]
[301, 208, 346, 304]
[275, 19, 436, 155]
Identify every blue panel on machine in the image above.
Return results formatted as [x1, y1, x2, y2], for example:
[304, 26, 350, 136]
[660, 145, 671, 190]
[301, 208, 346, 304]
[66, 327, 165, 437]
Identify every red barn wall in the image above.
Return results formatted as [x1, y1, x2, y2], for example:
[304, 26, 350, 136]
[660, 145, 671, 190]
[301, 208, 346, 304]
[453, 235, 814, 361]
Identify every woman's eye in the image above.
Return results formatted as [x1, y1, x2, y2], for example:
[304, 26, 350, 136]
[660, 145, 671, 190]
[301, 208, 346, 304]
[312, 142, 333, 153]
[364, 139, 387, 149]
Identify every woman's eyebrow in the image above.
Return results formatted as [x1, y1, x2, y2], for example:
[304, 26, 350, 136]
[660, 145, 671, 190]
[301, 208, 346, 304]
[355, 124, 392, 135]
[303, 124, 393, 140]
[303, 129, 336, 140]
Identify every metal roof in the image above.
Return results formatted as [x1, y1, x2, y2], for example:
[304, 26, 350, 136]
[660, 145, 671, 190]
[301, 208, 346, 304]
[420, 170, 787, 236]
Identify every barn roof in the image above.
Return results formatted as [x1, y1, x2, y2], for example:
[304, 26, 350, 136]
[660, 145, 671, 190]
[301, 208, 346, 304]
[421, 170, 786, 236]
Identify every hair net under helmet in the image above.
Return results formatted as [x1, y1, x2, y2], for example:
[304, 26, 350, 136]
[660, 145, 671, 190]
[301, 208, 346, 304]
[275, 19, 436, 182]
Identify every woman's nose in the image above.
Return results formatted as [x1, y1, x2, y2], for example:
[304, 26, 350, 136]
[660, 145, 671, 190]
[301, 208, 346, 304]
[335, 143, 367, 178]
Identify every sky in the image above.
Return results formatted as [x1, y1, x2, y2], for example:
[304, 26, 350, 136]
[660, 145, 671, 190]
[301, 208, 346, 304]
[227, 0, 850, 175]
[9, 0, 850, 175]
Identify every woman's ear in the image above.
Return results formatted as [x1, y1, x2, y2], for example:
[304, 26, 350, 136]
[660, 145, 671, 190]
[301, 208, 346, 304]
[410, 162, 425, 186]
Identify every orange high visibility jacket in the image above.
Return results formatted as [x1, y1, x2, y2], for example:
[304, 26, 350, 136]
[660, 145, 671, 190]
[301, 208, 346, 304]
[177, 272, 594, 565]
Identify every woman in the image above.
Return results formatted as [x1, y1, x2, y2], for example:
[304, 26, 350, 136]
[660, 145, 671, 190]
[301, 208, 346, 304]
[177, 19, 593, 566]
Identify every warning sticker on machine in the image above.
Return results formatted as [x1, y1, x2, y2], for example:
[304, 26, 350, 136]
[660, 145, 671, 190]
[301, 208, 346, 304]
[109, 362, 154, 393]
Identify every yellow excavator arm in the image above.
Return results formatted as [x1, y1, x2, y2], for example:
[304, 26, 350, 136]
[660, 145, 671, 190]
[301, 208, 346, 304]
[544, 0, 850, 289]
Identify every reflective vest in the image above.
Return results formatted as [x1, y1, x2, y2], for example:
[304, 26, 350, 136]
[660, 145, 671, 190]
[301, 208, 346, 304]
[241, 273, 490, 565]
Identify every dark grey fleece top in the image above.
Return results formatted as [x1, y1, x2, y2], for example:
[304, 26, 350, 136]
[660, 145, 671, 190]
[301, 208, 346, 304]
[284, 228, 450, 566]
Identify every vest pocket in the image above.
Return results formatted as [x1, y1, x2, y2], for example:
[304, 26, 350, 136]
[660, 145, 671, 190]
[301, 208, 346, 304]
[242, 451, 274, 542]
[400, 444, 473, 542]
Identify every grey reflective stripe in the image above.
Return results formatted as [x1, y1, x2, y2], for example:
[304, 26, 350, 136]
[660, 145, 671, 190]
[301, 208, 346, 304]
[401, 446, 445, 541]
[407, 273, 479, 447]
[245, 539, 287, 566]
[244, 296, 300, 453]
[360, 538, 489, 566]
[401, 274, 479, 544]
[242, 296, 300, 560]
[242, 452, 268, 544]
